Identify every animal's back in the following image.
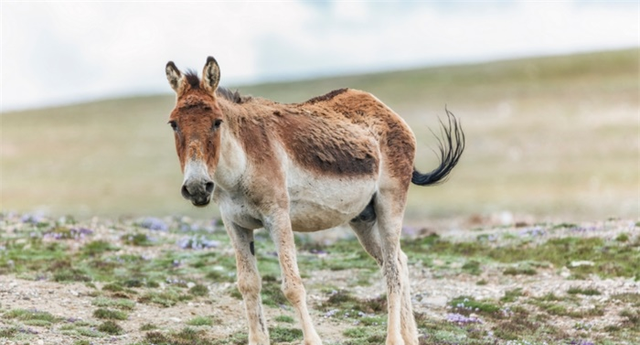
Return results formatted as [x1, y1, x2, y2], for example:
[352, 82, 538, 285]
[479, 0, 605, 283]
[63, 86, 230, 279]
[292, 88, 417, 183]
[270, 88, 392, 179]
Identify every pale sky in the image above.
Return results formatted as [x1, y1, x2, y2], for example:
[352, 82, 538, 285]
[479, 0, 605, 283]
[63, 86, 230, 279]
[1, 1, 638, 111]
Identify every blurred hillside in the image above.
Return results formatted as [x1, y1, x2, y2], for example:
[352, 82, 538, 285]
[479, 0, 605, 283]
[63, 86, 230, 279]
[2, 49, 638, 222]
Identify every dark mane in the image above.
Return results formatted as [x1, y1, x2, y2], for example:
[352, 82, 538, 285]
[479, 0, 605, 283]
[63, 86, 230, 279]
[182, 70, 248, 104]
[305, 88, 348, 104]
[217, 87, 249, 104]
[184, 69, 201, 89]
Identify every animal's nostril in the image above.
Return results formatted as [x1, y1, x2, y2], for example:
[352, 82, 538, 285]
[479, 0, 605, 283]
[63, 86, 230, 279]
[181, 185, 191, 199]
[205, 181, 214, 193]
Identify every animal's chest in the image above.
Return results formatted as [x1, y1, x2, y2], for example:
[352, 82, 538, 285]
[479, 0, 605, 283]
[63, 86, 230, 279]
[215, 190, 265, 230]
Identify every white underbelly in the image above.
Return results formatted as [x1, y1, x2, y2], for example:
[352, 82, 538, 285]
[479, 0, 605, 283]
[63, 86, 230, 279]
[287, 174, 377, 232]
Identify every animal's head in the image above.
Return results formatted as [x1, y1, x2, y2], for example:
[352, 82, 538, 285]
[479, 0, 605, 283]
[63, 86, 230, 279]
[165, 57, 223, 207]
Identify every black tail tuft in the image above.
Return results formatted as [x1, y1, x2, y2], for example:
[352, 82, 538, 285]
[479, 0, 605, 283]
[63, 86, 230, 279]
[412, 108, 465, 186]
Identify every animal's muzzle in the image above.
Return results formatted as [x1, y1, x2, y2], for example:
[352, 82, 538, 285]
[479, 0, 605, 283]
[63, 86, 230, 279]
[181, 178, 214, 207]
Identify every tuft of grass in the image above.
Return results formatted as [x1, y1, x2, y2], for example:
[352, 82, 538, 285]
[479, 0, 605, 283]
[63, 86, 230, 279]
[567, 287, 601, 296]
[620, 309, 640, 328]
[261, 282, 288, 307]
[73, 341, 92, 345]
[205, 269, 236, 283]
[93, 308, 128, 320]
[320, 290, 387, 316]
[122, 232, 154, 246]
[274, 315, 295, 323]
[269, 326, 303, 342]
[102, 282, 123, 291]
[145, 327, 216, 345]
[75, 327, 103, 337]
[140, 323, 158, 331]
[476, 279, 488, 285]
[615, 233, 630, 242]
[82, 240, 117, 256]
[4, 308, 60, 326]
[461, 260, 482, 275]
[611, 292, 640, 305]
[186, 316, 213, 326]
[138, 289, 191, 307]
[501, 288, 524, 303]
[344, 327, 368, 338]
[97, 320, 123, 335]
[448, 296, 500, 316]
[536, 292, 562, 302]
[503, 266, 537, 276]
[0, 326, 19, 338]
[492, 311, 565, 341]
[92, 297, 136, 310]
[188, 284, 209, 297]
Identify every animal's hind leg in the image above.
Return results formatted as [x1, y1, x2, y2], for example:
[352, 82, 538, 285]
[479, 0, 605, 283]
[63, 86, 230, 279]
[375, 188, 419, 345]
[222, 214, 270, 345]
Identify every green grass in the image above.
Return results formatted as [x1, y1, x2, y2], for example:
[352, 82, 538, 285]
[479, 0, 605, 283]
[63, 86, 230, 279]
[274, 315, 295, 323]
[449, 296, 500, 316]
[188, 283, 209, 297]
[403, 232, 640, 280]
[567, 287, 601, 296]
[91, 297, 136, 310]
[93, 308, 128, 320]
[269, 326, 303, 342]
[97, 320, 124, 335]
[4, 308, 61, 326]
[2, 49, 637, 220]
[186, 316, 214, 326]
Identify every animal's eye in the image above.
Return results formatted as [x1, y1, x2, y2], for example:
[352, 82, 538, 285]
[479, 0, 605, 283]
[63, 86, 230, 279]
[169, 121, 178, 131]
[212, 119, 223, 130]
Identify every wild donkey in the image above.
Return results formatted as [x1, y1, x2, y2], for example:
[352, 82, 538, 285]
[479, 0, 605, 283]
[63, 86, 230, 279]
[165, 57, 464, 345]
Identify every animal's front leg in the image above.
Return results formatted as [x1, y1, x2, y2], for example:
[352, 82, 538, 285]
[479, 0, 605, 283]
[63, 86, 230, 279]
[223, 215, 270, 345]
[265, 212, 322, 345]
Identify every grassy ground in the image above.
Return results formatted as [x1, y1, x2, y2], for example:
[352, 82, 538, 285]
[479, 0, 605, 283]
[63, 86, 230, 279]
[0, 213, 638, 344]
[2, 48, 638, 222]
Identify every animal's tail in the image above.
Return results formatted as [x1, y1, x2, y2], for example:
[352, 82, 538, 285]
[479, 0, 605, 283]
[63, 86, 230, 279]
[411, 108, 465, 186]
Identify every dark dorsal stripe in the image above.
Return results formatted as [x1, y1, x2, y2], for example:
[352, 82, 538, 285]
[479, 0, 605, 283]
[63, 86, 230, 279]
[305, 88, 348, 104]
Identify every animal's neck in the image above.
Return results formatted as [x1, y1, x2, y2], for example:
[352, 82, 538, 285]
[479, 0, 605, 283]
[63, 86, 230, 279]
[212, 101, 247, 190]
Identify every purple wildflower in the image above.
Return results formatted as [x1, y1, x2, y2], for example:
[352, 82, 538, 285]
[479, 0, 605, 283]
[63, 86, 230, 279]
[18, 326, 38, 334]
[177, 235, 220, 250]
[139, 217, 168, 231]
[569, 341, 595, 345]
[324, 309, 339, 318]
[519, 227, 545, 237]
[571, 226, 598, 233]
[43, 227, 93, 241]
[446, 313, 482, 324]
[21, 213, 45, 224]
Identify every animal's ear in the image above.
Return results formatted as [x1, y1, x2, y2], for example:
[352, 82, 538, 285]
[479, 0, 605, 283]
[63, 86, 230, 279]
[166, 61, 185, 94]
[201, 56, 220, 94]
